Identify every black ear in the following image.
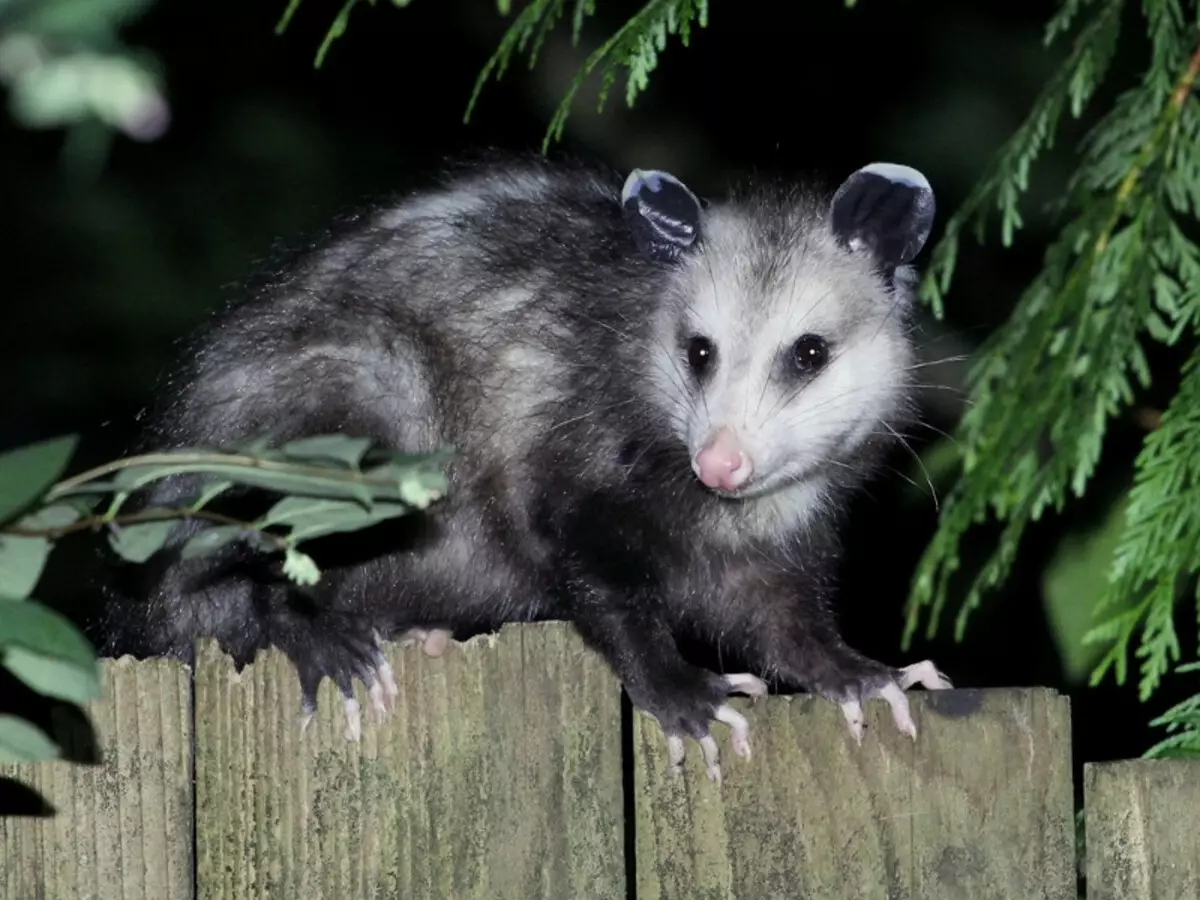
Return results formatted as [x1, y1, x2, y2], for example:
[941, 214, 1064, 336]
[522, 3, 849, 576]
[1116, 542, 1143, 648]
[621, 169, 703, 264]
[829, 163, 935, 269]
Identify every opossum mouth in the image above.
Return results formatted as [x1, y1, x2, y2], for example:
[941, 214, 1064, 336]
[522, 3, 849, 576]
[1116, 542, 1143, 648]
[702, 468, 814, 501]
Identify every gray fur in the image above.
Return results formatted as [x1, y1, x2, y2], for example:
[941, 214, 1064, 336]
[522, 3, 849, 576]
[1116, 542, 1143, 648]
[102, 153, 948, 769]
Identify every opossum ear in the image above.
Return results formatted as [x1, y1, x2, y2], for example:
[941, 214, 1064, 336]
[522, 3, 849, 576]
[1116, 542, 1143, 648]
[830, 163, 936, 268]
[621, 169, 703, 263]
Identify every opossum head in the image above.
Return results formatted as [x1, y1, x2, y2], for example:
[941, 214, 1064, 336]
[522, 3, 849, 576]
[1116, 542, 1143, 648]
[623, 163, 935, 520]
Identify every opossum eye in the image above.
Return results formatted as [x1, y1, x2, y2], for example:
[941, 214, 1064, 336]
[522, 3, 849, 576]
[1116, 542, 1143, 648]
[790, 334, 828, 375]
[686, 335, 716, 377]
[621, 169, 703, 264]
[830, 163, 936, 269]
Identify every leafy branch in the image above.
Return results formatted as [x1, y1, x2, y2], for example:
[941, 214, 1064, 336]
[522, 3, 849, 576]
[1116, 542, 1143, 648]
[278, 0, 718, 151]
[904, 0, 1200, 755]
[0, 432, 451, 767]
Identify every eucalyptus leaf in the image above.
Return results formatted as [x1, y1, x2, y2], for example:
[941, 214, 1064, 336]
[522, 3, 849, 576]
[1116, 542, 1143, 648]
[0, 434, 78, 523]
[107, 518, 177, 563]
[180, 524, 246, 560]
[0, 601, 100, 704]
[192, 479, 235, 510]
[0, 535, 51, 601]
[109, 461, 378, 506]
[0, 504, 81, 600]
[0, 715, 59, 764]
[264, 496, 415, 544]
[4, 647, 101, 705]
[282, 435, 375, 467]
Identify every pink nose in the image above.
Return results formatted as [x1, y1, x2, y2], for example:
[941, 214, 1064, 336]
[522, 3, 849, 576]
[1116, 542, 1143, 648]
[693, 427, 754, 491]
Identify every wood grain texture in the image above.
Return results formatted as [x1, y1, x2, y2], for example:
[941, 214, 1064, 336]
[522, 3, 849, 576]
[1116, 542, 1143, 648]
[193, 621, 625, 900]
[634, 686, 1075, 900]
[1085, 759, 1200, 900]
[0, 656, 194, 900]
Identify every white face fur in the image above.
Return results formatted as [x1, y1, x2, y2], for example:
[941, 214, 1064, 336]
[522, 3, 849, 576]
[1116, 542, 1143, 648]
[651, 214, 915, 503]
[621, 164, 935, 529]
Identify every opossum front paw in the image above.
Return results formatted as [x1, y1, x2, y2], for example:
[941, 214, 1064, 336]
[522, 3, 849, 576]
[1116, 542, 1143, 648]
[832, 659, 952, 744]
[636, 669, 767, 784]
[275, 618, 399, 741]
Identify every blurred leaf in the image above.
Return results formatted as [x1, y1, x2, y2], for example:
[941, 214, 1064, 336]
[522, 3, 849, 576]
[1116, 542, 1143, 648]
[180, 524, 246, 560]
[0, 600, 100, 704]
[0, 535, 51, 601]
[1042, 492, 1133, 684]
[13, 0, 157, 37]
[0, 434, 78, 523]
[282, 434, 375, 468]
[282, 547, 319, 586]
[0, 505, 80, 600]
[107, 518, 175, 563]
[0, 714, 59, 764]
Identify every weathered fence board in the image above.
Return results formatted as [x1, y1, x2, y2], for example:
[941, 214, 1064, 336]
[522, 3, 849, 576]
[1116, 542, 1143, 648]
[1085, 759, 1200, 900]
[193, 622, 626, 900]
[633, 686, 1075, 900]
[0, 656, 193, 900]
[8, 624, 1200, 900]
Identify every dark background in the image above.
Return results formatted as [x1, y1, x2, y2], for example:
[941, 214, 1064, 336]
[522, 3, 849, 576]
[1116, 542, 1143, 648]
[3, 0, 1189, 787]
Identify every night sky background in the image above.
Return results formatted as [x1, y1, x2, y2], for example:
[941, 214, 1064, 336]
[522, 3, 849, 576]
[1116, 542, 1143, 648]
[4, 0, 1193, 800]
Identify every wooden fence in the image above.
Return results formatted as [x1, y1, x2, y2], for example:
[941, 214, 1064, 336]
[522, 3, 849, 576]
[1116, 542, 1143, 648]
[1, 622, 1197, 899]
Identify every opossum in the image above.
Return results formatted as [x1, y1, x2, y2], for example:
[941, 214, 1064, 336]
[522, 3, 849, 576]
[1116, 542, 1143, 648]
[101, 153, 950, 779]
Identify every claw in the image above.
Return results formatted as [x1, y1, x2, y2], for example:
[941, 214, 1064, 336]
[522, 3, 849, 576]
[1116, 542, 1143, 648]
[879, 682, 916, 739]
[343, 696, 363, 742]
[898, 660, 953, 691]
[840, 699, 866, 744]
[698, 735, 722, 783]
[367, 680, 390, 723]
[714, 704, 752, 759]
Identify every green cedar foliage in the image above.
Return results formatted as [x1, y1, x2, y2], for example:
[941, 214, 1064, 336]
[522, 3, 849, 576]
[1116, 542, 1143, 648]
[903, 0, 1200, 758]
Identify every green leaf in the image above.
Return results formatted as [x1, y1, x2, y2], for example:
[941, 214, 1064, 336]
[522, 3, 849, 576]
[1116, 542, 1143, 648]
[105, 460, 378, 506]
[0, 434, 78, 523]
[0, 714, 59, 764]
[107, 518, 176, 563]
[263, 495, 415, 544]
[180, 524, 246, 560]
[282, 435, 375, 468]
[0, 600, 100, 704]
[282, 548, 320, 586]
[0, 504, 81, 600]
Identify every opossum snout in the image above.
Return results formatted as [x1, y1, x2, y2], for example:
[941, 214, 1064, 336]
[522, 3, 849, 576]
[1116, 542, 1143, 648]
[692, 427, 754, 492]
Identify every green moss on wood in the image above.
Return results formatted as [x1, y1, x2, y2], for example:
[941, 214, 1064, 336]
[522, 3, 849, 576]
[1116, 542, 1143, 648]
[0, 656, 193, 900]
[1085, 759, 1200, 900]
[193, 621, 626, 900]
[634, 687, 1075, 899]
